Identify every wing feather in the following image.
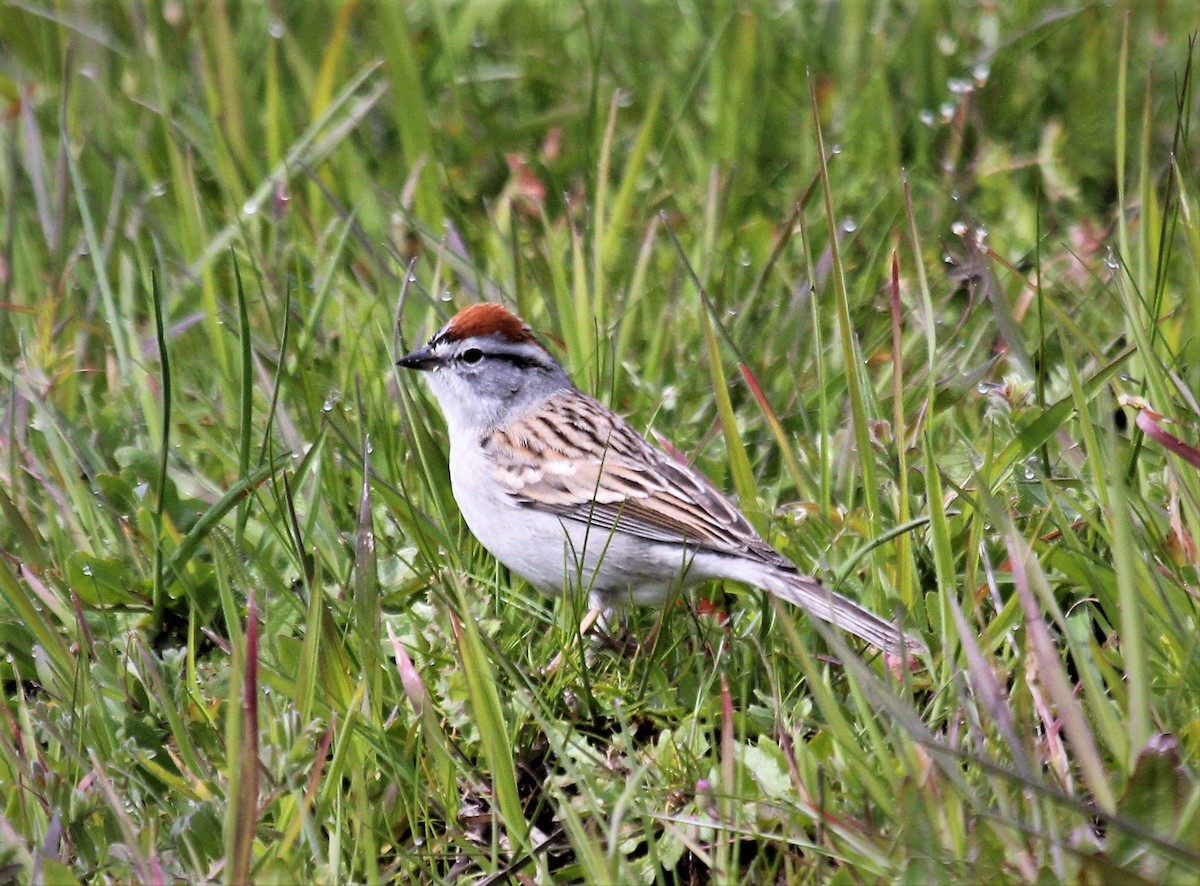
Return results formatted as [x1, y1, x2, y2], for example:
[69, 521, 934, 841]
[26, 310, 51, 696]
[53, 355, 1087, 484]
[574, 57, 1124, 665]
[482, 390, 790, 568]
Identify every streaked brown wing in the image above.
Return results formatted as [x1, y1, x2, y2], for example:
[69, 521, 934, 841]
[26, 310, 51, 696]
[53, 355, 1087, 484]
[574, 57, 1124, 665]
[482, 390, 787, 567]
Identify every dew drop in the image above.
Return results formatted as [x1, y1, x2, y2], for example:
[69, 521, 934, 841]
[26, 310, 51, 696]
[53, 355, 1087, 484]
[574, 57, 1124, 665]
[440, 290, 453, 302]
[268, 19, 285, 39]
[242, 199, 258, 217]
[842, 218, 858, 233]
[150, 181, 167, 197]
[918, 109, 935, 127]
[1104, 248, 1120, 270]
[939, 101, 957, 122]
[950, 220, 969, 237]
[972, 63, 991, 86]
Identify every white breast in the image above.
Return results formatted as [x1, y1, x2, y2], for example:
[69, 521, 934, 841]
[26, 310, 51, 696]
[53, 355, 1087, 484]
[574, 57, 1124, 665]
[448, 439, 701, 607]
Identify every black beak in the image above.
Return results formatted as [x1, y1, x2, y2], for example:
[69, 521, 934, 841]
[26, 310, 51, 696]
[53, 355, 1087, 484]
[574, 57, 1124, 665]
[396, 343, 439, 371]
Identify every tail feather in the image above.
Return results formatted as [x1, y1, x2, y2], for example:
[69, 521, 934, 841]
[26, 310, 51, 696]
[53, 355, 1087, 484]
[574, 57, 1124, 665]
[760, 571, 926, 656]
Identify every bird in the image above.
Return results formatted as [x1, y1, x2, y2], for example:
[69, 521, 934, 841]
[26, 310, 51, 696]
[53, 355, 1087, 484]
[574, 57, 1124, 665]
[397, 302, 924, 657]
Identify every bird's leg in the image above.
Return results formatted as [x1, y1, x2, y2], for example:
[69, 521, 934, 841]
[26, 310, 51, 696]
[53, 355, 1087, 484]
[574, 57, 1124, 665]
[580, 603, 608, 636]
[541, 604, 609, 676]
[591, 606, 641, 656]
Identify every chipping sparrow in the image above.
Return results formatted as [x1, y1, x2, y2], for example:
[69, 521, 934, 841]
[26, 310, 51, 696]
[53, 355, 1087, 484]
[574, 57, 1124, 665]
[398, 303, 923, 656]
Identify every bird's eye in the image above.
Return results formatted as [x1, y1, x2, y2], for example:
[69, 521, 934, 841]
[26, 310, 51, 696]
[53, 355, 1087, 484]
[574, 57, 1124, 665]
[460, 348, 484, 365]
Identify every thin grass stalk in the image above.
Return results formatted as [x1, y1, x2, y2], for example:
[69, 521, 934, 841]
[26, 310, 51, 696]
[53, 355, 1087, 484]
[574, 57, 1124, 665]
[225, 588, 260, 886]
[807, 73, 880, 533]
[889, 252, 916, 609]
[1105, 437, 1152, 760]
[1001, 518, 1117, 814]
[149, 268, 171, 629]
[232, 253, 254, 542]
[591, 90, 619, 326]
[353, 413, 382, 722]
[449, 591, 529, 854]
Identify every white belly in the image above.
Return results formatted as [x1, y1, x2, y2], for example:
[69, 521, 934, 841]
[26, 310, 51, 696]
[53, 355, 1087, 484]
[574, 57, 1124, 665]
[448, 442, 700, 606]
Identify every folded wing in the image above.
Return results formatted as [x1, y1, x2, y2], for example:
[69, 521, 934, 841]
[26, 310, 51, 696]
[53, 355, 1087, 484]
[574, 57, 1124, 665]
[482, 390, 792, 570]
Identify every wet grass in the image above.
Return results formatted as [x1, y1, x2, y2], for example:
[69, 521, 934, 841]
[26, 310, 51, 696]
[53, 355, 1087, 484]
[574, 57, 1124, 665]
[1, 2, 1198, 882]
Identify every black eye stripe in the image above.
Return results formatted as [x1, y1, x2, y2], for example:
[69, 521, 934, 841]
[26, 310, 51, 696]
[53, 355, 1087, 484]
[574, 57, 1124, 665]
[428, 339, 555, 372]
[496, 353, 554, 371]
[452, 347, 551, 371]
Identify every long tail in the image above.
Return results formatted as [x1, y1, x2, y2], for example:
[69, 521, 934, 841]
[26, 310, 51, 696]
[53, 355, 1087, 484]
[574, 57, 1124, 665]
[759, 571, 926, 656]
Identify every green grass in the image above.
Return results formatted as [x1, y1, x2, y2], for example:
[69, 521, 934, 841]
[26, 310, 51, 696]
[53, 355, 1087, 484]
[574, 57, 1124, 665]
[2, 1, 1199, 882]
